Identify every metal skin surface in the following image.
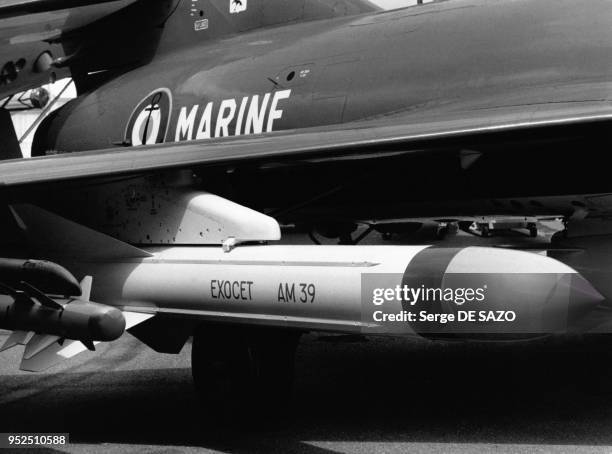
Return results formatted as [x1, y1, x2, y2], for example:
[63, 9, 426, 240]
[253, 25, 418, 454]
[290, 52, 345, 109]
[33, 0, 612, 153]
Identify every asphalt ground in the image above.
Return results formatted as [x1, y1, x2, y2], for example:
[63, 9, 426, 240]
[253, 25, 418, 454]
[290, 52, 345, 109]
[3, 332, 612, 453]
[3, 224, 612, 453]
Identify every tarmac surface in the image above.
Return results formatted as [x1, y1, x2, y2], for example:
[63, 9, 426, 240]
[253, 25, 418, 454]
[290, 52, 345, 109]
[3, 224, 612, 453]
[3, 332, 612, 453]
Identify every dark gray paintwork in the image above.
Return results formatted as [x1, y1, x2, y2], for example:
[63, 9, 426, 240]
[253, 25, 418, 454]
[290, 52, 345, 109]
[0, 0, 611, 224]
[32, 0, 612, 153]
[2, 106, 611, 187]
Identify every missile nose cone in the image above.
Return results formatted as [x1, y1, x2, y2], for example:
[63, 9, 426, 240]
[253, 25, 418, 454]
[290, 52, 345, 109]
[451, 248, 604, 332]
[445, 246, 575, 275]
[563, 273, 604, 322]
[451, 247, 604, 306]
[88, 306, 126, 341]
[400, 247, 604, 337]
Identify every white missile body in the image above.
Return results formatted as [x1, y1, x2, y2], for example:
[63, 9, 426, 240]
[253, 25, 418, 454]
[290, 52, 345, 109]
[93, 245, 425, 331]
[83, 245, 602, 338]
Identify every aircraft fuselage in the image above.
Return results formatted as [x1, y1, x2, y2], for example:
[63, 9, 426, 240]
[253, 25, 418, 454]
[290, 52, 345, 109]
[33, 0, 611, 153]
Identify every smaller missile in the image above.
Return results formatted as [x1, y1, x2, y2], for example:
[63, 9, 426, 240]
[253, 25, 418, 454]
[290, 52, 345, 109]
[0, 284, 126, 343]
[0, 258, 81, 296]
[0, 276, 153, 372]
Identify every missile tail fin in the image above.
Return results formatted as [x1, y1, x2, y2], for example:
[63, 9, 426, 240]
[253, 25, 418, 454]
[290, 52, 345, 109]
[8, 204, 151, 260]
[0, 330, 32, 352]
[9, 310, 153, 372]
[20, 338, 90, 372]
[123, 311, 155, 330]
[80, 276, 93, 300]
[23, 334, 61, 360]
[81, 339, 96, 351]
[19, 281, 64, 310]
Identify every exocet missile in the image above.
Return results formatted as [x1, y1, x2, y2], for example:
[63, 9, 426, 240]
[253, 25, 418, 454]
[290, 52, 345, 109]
[87, 245, 604, 339]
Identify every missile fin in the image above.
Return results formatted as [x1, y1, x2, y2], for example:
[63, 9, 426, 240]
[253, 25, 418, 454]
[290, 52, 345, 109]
[19, 338, 95, 372]
[82, 339, 96, 351]
[0, 330, 32, 351]
[123, 311, 155, 330]
[8, 204, 152, 260]
[127, 316, 193, 353]
[59, 340, 97, 358]
[80, 276, 93, 301]
[23, 334, 60, 360]
[0, 283, 36, 307]
[19, 281, 64, 310]
[0, 282, 19, 298]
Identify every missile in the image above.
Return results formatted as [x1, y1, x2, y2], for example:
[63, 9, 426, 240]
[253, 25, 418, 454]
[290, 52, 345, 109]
[0, 279, 126, 343]
[87, 245, 603, 340]
[0, 297, 126, 342]
[0, 264, 152, 371]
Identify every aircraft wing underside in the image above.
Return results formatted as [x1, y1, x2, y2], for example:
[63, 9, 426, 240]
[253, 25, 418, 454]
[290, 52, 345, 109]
[1, 98, 611, 188]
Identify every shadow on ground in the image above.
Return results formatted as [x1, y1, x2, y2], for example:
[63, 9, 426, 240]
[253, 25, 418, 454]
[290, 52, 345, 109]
[2, 334, 612, 453]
